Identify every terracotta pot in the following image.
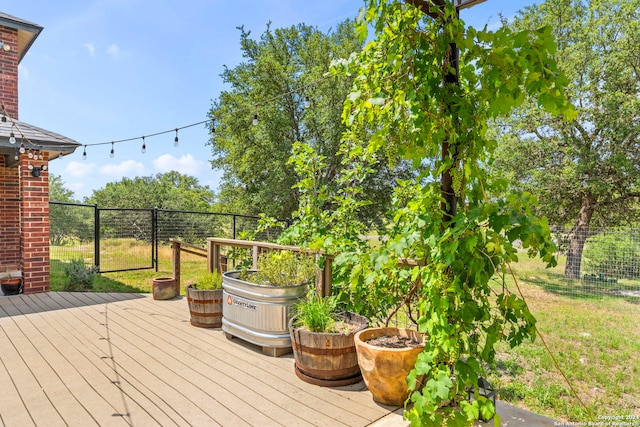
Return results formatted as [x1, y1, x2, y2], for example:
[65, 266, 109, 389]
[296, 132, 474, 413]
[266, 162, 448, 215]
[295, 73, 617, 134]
[289, 312, 369, 387]
[354, 327, 425, 406]
[152, 277, 177, 300]
[1, 278, 23, 296]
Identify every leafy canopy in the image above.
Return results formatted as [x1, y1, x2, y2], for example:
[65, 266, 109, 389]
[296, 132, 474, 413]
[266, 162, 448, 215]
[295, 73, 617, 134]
[491, 0, 640, 228]
[208, 21, 413, 221]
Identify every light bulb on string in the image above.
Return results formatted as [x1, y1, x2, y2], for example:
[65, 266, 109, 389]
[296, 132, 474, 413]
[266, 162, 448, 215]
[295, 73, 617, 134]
[110, 142, 115, 158]
[1, 115, 6, 123]
[14, 150, 18, 161]
[141, 136, 146, 154]
[9, 131, 16, 144]
[211, 119, 216, 134]
[82, 146, 87, 160]
[252, 113, 258, 126]
[304, 96, 311, 109]
[174, 128, 179, 147]
[28, 149, 33, 159]
[19, 142, 25, 154]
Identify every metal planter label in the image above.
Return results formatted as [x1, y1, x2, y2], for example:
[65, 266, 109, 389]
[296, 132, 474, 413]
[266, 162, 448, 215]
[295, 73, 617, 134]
[227, 294, 257, 311]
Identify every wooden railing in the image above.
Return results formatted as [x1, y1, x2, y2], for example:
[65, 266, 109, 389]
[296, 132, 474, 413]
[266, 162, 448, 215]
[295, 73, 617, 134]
[169, 238, 333, 296]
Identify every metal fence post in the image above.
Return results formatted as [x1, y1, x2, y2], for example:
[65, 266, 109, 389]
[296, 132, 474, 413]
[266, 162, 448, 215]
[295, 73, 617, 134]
[153, 208, 158, 272]
[94, 204, 100, 271]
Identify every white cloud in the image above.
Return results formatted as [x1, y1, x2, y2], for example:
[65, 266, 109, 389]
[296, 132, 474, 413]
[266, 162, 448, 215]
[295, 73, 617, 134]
[83, 42, 96, 57]
[106, 44, 121, 60]
[65, 161, 96, 178]
[153, 153, 204, 175]
[100, 160, 146, 177]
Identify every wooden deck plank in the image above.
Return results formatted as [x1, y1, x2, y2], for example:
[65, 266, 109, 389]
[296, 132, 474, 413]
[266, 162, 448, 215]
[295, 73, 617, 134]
[22, 294, 227, 427]
[49, 295, 280, 426]
[113, 296, 389, 425]
[14, 294, 166, 426]
[0, 293, 399, 427]
[105, 299, 331, 427]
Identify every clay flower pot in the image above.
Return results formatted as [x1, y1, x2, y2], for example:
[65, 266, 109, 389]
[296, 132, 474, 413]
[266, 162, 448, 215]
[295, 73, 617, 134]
[1, 277, 23, 296]
[354, 327, 425, 406]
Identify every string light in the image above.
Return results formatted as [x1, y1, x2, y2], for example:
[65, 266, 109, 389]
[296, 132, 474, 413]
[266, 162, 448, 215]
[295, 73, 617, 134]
[13, 150, 18, 161]
[141, 136, 146, 154]
[0, 75, 330, 160]
[28, 149, 33, 159]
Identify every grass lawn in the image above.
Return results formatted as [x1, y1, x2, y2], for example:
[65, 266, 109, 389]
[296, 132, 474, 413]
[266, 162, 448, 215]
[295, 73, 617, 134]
[488, 256, 640, 422]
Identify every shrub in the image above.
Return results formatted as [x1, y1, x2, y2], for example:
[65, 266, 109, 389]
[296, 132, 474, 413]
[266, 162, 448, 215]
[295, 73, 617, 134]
[63, 258, 98, 291]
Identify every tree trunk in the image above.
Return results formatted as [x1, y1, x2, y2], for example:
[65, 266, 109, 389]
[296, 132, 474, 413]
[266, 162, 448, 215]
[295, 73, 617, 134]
[564, 192, 596, 279]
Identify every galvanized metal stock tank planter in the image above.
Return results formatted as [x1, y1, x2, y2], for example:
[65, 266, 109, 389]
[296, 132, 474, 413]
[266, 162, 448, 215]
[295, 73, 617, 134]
[222, 270, 307, 357]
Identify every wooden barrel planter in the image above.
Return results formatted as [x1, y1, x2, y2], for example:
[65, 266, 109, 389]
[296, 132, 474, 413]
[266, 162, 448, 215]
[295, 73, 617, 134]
[152, 277, 176, 300]
[289, 312, 369, 387]
[186, 285, 223, 328]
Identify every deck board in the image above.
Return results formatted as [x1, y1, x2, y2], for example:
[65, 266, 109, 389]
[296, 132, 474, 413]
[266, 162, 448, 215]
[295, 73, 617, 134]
[0, 293, 399, 426]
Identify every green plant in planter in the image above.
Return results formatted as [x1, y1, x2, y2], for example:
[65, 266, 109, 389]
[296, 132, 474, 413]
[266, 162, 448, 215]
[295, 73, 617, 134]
[240, 251, 316, 287]
[293, 291, 340, 333]
[193, 270, 222, 290]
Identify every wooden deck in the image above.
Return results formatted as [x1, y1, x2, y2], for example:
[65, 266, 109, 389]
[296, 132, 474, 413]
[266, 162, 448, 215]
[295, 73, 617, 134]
[0, 292, 400, 427]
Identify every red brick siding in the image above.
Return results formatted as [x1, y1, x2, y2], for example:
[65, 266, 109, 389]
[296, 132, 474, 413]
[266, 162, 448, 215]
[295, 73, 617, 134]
[20, 155, 51, 293]
[0, 157, 21, 271]
[0, 25, 19, 119]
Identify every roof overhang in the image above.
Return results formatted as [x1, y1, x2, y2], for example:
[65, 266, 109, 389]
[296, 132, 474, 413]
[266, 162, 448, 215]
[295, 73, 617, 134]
[0, 119, 81, 167]
[0, 12, 43, 63]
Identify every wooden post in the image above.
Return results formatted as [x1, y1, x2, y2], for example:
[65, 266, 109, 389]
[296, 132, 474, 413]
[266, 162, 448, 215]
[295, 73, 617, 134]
[252, 245, 259, 270]
[322, 256, 332, 297]
[171, 239, 181, 295]
[207, 239, 215, 273]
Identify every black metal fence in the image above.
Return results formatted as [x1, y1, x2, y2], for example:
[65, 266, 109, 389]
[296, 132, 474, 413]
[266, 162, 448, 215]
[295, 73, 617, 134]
[49, 202, 283, 274]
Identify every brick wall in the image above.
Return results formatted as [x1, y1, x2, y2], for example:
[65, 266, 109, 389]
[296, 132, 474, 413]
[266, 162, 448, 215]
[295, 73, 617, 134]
[0, 24, 19, 119]
[0, 156, 21, 271]
[20, 154, 50, 293]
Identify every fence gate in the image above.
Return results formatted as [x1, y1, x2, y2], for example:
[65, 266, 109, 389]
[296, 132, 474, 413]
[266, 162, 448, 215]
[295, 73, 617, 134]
[97, 208, 155, 273]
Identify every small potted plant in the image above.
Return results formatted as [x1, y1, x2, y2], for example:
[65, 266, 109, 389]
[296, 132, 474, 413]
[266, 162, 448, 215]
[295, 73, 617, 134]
[222, 251, 315, 356]
[186, 270, 223, 328]
[289, 291, 369, 386]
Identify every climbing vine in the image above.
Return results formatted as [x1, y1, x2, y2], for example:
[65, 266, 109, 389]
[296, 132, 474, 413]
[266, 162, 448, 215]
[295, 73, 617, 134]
[283, 0, 575, 425]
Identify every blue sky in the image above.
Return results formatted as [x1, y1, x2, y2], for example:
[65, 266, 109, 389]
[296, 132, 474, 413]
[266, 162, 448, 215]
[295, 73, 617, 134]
[9, 0, 537, 201]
